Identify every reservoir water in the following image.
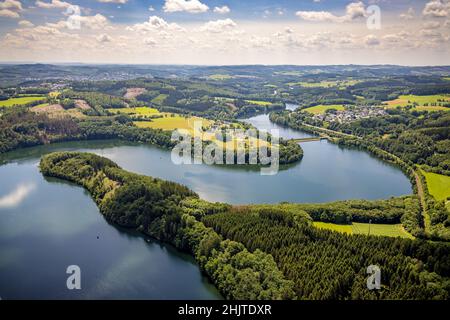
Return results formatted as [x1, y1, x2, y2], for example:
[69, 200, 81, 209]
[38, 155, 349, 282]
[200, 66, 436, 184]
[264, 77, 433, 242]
[0, 114, 412, 299]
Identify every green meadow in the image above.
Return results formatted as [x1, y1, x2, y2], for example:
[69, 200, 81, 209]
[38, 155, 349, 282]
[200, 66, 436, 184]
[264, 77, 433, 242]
[421, 170, 450, 210]
[0, 96, 46, 107]
[151, 94, 168, 105]
[313, 221, 414, 239]
[303, 104, 345, 115]
[384, 94, 450, 111]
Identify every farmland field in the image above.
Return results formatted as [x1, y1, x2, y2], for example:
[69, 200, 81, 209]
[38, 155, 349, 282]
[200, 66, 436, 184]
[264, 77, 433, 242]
[287, 80, 360, 88]
[421, 170, 450, 210]
[0, 96, 46, 107]
[208, 74, 233, 80]
[384, 94, 450, 111]
[244, 100, 272, 106]
[302, 104, 345, 115]
[134, 115, 212, 134]
[107, 107, 159, 116]
[313, 221, 414, 239]
[151, 94, 168, 105]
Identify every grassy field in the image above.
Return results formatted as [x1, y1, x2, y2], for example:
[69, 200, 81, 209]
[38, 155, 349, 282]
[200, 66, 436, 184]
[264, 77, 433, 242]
[287, 80, 360, 88]
[384, 94, 450, 111]
[107, 107, 159, 116]
[313, 221, 414, 239]
[302, 104, 345, 115]
[421, 169, 450, 210]
[151, 94, 168, 105]
[245, 100, 272, 106]
[134, 115, 212, 135]
[208, 74, 233, 80]
[0, 96, 46, 107]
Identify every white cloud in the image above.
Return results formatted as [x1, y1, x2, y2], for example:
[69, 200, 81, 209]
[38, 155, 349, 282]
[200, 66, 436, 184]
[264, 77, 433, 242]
[296, 11, 337, 22]
[400, 7, 415, 20]
[97, 0, 128, 3]
[0, 8, 19, 18]
[44, 14, 110, 30]
[296, 1, 366, 22]
[127, 16, 184, 34]
[35, 0, 72, 9]
[0, 0, 22, 10]
[163, 0, 208, 13]
[365, 34, 380, 46]
[423, 21, 441, 29]
[0, 0, 23, 18]
[148, 6, 155, 11]
[423, 0, 449, 18]
[18, 20, 34, 27]
[200, 18, 236, 33]
[72, 14, 110, 29]
[144, 38, 157, 46]
[96, 33, 112, 42]
[213, 5, 230, 14]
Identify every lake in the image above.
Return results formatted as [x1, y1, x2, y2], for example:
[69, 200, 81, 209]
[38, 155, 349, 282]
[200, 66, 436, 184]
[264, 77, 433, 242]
[0, 115, 412, 299]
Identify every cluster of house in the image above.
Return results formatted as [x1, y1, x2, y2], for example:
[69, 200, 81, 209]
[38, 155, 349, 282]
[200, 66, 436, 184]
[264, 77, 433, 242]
[314, 106, 387, 123]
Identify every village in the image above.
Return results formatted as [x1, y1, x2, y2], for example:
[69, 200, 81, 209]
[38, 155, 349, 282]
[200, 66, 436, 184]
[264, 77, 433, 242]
[311, 105, 388, 123]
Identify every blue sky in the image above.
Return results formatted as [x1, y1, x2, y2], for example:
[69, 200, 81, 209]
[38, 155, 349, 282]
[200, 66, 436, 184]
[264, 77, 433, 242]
[0, 1, 449, 65]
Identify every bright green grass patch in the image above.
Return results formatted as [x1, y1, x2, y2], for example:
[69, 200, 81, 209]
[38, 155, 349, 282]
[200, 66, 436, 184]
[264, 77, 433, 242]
[421, 170, 450, 203]
[352, 223, 414, 239]
[313, 222, 352, 234]
[0, 96, 46, 107]
[134, 115, 212, 134]
[313, 222, 414, 239]
[413, 105, 449, 112]
[208, 74, 233, 80]
[288, 80, 360, 88]
[151, 94, 168, 105]
[107, 107, 159, 116]
[303, 104, 345, 115]
[245, 100, 272, 106]
[384, 94, 450, 109]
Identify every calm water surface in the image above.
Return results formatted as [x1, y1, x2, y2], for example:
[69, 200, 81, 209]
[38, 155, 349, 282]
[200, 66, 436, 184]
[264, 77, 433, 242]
[0, 114, 412, 299]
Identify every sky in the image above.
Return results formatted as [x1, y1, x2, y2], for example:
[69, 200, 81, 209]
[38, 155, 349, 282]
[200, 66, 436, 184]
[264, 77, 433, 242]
[0, 0, 449, 65]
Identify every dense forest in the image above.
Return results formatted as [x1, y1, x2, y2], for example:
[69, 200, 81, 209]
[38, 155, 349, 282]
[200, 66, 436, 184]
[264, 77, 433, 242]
[203, 207, 450, 300]
[39, 152, 450, 300]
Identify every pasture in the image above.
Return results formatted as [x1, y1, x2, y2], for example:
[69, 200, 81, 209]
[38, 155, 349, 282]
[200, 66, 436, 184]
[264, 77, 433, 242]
[151, 94, 168, 105]
[384, 94, 450, 111]
[134, 115, 212, 135]
[245, 100, 273, 106]
[313, 221, 414, 239]
[421, 170, 450, 210]
[287, 80, 360, 89]
[0, 96, 46, 107]
[302, 104, 345, 115]
[107, 107, 159, 116]
[208, 74, 233, 80]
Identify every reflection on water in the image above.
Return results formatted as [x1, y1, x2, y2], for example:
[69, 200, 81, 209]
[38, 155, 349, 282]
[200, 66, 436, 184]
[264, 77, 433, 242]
[0, 183, 35, 209]
[0, 154, 221, 300]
